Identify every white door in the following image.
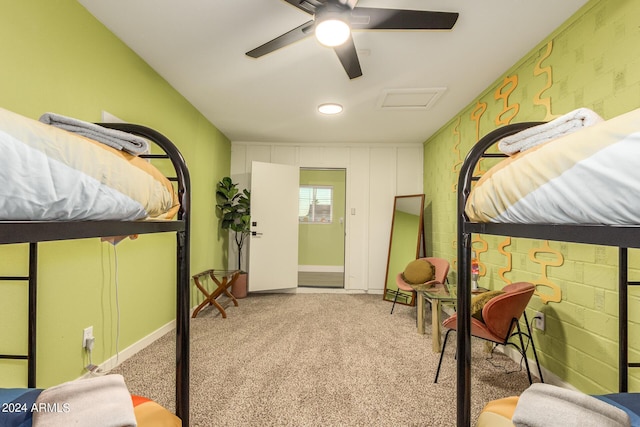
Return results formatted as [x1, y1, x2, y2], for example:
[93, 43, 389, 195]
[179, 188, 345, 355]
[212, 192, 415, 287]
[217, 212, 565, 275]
[248, 161, 300, 292]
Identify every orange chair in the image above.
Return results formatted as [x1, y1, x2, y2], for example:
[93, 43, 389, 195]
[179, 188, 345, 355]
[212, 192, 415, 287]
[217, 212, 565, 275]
[391, 257, 450, 314]
[434, 281, 544, 384]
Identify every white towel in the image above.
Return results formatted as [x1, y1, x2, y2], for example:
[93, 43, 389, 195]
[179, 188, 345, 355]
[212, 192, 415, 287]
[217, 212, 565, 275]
[32, 374, 137, 427]
[39, 112, 149, 155]
[512, 383, 630, 427]
[498, 108, 603, 155]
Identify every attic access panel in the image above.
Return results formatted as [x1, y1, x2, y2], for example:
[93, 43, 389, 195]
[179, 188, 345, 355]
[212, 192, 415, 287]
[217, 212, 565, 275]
[376, 87, 447, 111]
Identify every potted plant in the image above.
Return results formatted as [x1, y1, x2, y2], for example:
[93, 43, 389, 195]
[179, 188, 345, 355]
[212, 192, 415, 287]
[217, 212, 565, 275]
[216, 176, 251, 298]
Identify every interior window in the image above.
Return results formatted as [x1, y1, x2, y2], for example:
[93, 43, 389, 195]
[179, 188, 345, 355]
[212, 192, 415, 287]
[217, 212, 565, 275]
[299, 185, 333, 224]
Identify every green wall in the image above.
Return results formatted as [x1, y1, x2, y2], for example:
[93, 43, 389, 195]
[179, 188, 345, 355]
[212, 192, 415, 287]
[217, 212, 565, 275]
[298, 169, 346, 267]
[423, 0, 640, 393]
[0, 1, 231, 387]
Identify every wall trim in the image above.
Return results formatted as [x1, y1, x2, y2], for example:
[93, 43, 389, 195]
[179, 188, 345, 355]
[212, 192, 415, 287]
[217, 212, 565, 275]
[296, 287, 367, 294]
[79, 319, 175, 379]
[233, 140, 424, 148]
[298, 265, 344, 273]
[251, 288, 376, 295]
[498, 344, 578, 391]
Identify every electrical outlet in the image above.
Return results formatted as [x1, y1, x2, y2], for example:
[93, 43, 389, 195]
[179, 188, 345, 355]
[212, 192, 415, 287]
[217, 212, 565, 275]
[83, 326, 93, 349]
[534, 312, 545, 331]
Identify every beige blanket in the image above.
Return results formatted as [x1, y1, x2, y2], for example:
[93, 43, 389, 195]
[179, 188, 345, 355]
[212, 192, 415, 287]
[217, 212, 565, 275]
[32, 374, 137, 427]
[512, 383, 630, 427]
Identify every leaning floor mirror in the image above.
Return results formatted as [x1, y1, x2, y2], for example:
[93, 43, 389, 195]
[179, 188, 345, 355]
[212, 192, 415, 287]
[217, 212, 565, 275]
[383, 194, 426, 307]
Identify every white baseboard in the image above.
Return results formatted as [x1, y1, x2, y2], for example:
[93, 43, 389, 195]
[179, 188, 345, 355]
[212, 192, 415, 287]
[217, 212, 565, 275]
[80, 320, 175, 379]
[252, 287, 376, 295]
[298, 265, 344, 273]
[499, 345, 577, 390]
[295, 287, 367, 294]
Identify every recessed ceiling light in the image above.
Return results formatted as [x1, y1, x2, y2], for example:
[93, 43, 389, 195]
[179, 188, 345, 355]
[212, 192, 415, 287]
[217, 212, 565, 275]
[318, 103, 343, 115]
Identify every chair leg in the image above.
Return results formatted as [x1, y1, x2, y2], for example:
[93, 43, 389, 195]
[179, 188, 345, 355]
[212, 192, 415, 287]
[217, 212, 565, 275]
[434, 329, 453, 383]
[523, 312, 544, 383]
[390, 290, 399, 314]
[514, 320, 534, 385]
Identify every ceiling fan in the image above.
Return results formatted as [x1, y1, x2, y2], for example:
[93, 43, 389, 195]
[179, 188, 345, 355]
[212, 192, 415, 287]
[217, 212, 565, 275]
[245, 0, 459, 79]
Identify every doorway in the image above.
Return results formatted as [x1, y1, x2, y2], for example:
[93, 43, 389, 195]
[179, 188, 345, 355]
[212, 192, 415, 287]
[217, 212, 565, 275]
[297, 168, 346, 288]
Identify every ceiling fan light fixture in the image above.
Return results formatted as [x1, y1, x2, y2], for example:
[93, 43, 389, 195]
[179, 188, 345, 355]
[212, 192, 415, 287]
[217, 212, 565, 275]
[315, 16, 350, 47]
[318, 103, 343, 115]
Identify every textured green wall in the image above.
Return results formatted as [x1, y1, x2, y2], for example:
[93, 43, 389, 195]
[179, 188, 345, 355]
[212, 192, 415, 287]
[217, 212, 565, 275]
[298, 169, 346, 266]
[423, 0, 640, 393]
[0, 1, 231, 387]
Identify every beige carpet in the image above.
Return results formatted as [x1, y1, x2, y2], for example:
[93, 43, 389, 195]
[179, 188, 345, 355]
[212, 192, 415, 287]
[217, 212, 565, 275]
[114, 293, 535, 426]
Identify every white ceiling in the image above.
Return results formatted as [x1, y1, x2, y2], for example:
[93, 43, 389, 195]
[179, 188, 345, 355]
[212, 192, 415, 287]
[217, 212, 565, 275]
[78, 0, 589, 145]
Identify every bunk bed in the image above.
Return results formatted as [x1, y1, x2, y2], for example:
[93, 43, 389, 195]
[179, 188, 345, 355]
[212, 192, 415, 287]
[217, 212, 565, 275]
[455, 108, 640, 426]
[0, 109, 191, 426]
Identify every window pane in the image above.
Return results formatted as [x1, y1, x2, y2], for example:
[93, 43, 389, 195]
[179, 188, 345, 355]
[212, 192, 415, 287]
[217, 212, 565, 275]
[299, 185, 333, 223]
[299, 187, 313, 221]
[315, 188, 332, 205]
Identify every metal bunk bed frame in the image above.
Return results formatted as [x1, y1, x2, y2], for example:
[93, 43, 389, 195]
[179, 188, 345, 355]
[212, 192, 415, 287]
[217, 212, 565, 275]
[0, 123, 192, 426]
[456, 122, 640, 426]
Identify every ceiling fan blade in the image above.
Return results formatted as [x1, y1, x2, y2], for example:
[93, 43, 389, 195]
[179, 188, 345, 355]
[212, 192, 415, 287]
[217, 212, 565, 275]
[350, 8, 459, 30]
[281, 0, 322, 15]
[246, 20, 315, 58]
[345, 0, 359, 9]
[333, 35, 362, 79]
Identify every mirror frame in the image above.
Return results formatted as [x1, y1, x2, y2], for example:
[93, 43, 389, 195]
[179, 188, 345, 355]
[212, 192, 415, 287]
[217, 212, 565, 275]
[382, 194, 426, 307]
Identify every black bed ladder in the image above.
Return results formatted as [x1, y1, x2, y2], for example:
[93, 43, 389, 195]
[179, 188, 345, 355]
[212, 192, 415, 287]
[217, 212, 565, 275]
[620, 247, 640, 392]
[0, 242, 37, 388]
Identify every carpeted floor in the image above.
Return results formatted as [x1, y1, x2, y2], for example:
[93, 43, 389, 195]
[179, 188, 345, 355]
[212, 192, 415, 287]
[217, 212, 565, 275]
[113, 293, 535, 426]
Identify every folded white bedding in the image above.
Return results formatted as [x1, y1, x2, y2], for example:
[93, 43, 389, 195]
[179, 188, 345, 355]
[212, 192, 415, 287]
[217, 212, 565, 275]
[0, 107, 179, 221]
[512, 383, 630, 427]
[33, 374, 137, 427]
[497, 108, 603, 155]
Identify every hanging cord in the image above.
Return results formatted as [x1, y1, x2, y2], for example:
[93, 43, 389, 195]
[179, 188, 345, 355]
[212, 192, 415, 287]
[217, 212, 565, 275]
[111, 243, 121, 368]
[485, 343, 524, 375]
[87, 242, 122, 375]
[484, 316, 535, 375]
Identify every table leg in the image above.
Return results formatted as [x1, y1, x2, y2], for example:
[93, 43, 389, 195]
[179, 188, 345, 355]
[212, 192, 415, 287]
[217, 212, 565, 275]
[417, 292, 425, 335]
[192, 276, 213, 318]
[210, 275, 231, 318]
[208, 271, 241, 318]
[210, 294, 228, 318]
[432, 300, 442, 353]
[192, 270, 241, 318]
[220, 272, 239, 308]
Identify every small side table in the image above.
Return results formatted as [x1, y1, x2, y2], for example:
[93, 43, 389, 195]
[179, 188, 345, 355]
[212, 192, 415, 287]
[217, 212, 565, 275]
[413, 283, 487, 352]
[192, 269, 240, 318]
